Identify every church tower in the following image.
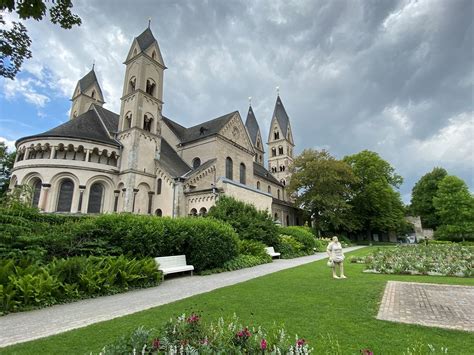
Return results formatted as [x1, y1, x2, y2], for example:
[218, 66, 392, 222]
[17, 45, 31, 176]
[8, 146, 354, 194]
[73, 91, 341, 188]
[244, 103, 265, 166]
[70, 68, 104, 120]
[117, 26, 166, 212]
[267, 95, 295, 187]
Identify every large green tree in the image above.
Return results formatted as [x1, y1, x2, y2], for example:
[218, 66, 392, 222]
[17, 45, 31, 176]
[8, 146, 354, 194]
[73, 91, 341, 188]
[287, 149, 358, 235]
[433, 175, 474, 230]
[343, 150, 405, 236]
[1, 0, 81, 79]
[0, 141, 16, 197]
[410, 167, 447, 229]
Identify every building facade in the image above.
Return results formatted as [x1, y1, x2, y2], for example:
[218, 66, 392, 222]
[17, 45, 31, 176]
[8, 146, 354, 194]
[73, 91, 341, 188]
[11, 27, 302, 226]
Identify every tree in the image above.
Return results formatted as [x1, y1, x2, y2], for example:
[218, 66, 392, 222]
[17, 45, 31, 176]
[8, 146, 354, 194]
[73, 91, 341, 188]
[0, 141, 16, 197]
[433, 175, 474, 235]
[287, 149, 358, 235]
[343, 150, 405, 237]
[0, 0, 81, 79]
[410, 167, 447, 229]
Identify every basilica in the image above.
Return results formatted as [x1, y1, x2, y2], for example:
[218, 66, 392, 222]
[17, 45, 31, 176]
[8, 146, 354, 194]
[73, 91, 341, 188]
[11, 27, 302, 226]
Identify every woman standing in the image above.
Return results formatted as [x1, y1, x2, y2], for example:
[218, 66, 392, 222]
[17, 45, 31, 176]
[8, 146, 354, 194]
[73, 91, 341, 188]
[327, 236, 346, 279]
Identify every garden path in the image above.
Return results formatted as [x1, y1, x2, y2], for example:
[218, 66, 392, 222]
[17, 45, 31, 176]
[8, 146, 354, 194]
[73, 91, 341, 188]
[0, 246, 365, 348]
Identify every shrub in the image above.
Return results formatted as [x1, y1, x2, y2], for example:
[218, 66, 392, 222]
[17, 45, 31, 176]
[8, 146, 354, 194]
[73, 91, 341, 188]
[279, 226, 316, 252]
[238, 239, 268, 259]
[207, 196, 279, 247]
[434, 223, 474, 242]
[278, 235, 307, 258]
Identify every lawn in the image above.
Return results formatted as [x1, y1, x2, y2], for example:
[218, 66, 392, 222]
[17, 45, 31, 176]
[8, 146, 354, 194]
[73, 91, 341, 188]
[3, 247, 474, 354]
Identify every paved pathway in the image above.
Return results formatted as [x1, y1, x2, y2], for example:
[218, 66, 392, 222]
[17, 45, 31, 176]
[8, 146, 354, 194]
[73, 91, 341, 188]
[377, 281, 474, 332]
[0, 246, 364, 348]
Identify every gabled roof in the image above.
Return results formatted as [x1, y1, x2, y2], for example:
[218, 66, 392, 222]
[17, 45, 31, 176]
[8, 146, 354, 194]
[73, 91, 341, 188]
[162, 116, 187, 141]
[253, 162, 283, 186]
[159, 139, 192, 177]
[245, 106, 260, 147]
[75, 69, 104, 100]
[136, 27, 157, 51]
[183, 158, 217, 178]
[272, 96, 290, 137]
[182, 111, 237, 144]
[17, 106, 119, 147]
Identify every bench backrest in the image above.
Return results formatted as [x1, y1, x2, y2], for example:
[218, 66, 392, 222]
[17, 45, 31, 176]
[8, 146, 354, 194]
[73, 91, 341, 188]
[155, 255, 188, 268]
[265, 247, 276, 254]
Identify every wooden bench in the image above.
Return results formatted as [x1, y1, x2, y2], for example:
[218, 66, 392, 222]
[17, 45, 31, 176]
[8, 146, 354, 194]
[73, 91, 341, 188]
[265, 247, 281, 259]
[154, 255, 194, 280]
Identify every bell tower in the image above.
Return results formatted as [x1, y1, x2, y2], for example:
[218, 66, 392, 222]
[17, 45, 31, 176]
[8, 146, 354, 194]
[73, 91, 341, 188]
[70, 68, 104, 120]
[267, 94, 295, 188]
[117, 26, 166, 212]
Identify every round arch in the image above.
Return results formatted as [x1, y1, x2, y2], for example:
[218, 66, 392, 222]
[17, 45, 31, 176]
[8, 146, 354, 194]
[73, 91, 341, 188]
[49, 172, 80, 213]
[84, 175, 115, 214]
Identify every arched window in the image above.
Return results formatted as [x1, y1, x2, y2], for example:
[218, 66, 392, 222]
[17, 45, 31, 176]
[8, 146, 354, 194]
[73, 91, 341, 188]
[199, 207, 207, 216]
[280, 179, 286, 186]
[286, 215, 290, 226]
[155, 209, 162, 217]
[274, 131, 280, 140]
[146, 79, 156, 96]
[57, 179, 74, 212]
[268, 185, 271, 194]
[259, 155, 262, 163]
[278, 146, 284, 155]
[274, 212, 278, 220]
[152, 51, 156, 60]
[125, 112, 132, 129]
[143, 115, 152, 132]
[31, 179, 42, 208]
[190, 208, 198, 216]
[128, 77, 136, 93]
[257, 181, 260, 190]
[157, 179, 162, 195]
[225, 157, 233, 180]
[271, 148, 276, 157]
[87, 182, 104, 213]
[277, 189, 280, 199]
[192, 157, 201, 169]
[239, 163, 246, 184]
[91, 90, 95, 99]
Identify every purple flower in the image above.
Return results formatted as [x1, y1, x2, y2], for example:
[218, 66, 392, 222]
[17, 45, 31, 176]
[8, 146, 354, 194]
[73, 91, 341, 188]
[261, 339, 267, 350]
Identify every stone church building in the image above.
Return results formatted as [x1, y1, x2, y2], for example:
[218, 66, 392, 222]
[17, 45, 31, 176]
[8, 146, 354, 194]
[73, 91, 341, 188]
[11, 27, 302, 226]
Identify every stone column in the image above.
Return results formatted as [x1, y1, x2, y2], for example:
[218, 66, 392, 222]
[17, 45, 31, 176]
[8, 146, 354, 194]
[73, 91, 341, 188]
[77, 185, 86, 213]
[85, 149, 91, 162]
[39, 183, 51, 212]
[132, 188, 139, 213]
[172, 177, 186, 217]
[113, 190, 120, 212]
[50, 146, 56, 159]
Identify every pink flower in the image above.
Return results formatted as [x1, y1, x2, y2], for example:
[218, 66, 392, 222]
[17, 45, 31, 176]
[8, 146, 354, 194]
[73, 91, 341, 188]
[360, 349, 373, 355]
[260, 339, 267, 350]
[187, 314, 200, 323]
[296, 339, 305, 347]
[152, 338, 160, 349]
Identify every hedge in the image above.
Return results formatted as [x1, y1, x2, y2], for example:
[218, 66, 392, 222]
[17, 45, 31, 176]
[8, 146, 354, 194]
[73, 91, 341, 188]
[278, 226, 316, 252]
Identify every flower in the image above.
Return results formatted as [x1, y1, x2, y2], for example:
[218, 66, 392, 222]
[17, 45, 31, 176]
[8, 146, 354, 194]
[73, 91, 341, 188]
[152, 338, 160, 349]
[296, 338, 305, 347]
[360, 349, 373, 355]
[261, 339, 267, 350]
[186, 313, 200, 324]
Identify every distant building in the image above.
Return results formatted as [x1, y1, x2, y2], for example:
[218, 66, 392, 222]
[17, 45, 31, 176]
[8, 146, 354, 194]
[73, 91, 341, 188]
[11, 27, 302, 225]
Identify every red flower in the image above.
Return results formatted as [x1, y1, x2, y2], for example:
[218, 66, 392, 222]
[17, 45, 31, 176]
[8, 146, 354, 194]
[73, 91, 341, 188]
[260, 339, 267, 350]
[360, 349, 373, 355]
[296, 339, 305, 347]
[186, 314, 200, 323]
[152, 338, 160, 349]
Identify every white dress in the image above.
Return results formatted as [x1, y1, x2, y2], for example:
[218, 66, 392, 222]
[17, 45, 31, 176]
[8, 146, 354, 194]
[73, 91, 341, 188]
[327, 242, 344, 263]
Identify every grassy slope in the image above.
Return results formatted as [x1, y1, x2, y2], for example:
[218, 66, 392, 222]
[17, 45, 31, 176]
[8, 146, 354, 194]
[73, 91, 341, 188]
[4, 247, 474, 354]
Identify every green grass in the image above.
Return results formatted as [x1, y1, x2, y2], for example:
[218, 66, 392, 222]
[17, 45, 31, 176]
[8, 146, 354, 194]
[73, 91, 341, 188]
[3, 247, 474, 354]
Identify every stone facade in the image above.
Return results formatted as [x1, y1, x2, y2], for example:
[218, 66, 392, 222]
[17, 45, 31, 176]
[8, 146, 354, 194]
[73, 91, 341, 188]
[10, 27, 301, 225]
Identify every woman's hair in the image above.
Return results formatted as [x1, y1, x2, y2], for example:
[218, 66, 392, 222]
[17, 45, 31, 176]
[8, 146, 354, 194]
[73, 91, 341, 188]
[332, 236, 339, 242]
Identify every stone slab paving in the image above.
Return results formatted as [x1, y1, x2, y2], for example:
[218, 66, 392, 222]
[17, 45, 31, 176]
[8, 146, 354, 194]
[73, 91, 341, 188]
[0, 246, 364, 348]
[377, 281, 474, 332]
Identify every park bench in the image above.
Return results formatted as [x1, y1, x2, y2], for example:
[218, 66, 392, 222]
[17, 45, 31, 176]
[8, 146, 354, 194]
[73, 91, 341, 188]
[154, 255, 194, 280]
[265, 246, 281, 259]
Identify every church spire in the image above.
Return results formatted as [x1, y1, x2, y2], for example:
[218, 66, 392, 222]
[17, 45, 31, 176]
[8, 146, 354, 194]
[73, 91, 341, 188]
[245, 103, 265, 165]
[69, 68, 104, 120]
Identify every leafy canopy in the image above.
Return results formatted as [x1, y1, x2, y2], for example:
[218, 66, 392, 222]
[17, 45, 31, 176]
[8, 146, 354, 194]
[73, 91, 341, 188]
[287, 149, 358, 234]
[0, 0, 81, 79]
[0, 142, 16, 197]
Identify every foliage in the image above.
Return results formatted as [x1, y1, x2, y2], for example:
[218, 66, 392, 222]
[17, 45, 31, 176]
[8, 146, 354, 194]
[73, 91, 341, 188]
[432, 175, 474, 241]
[410, 167, 448, 229]
[361, 245, 473, 277]
[279, 226, 316, 252]
[0, 142, 16, 197]
[238, 239, 269, 259]
[0, 255, 161, 314]
[0, 0, 81, 79]
[288, 149, 358, 234]
[343, 150, 406, 235]
[207, 196, 279, 247]
[277, 235, 309, 258]
[200, 254, 272, 275]
[98, 313, 314, 354]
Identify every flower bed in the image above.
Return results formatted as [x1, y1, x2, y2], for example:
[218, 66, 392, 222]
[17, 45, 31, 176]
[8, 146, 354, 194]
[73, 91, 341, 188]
[356, 245, 473, 277]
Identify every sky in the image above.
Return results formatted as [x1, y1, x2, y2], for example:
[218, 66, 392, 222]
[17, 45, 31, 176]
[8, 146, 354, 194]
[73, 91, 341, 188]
[0, 0, 473, 203]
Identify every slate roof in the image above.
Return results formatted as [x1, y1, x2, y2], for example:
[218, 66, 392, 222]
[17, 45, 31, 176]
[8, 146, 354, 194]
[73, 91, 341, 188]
[17, 106, 119, 147]
[76, 69, 104, 100]
[253, 162, 282, 186]
[183, 158, 217, 178]
[244, 106, 260, 147]
[163, 111, 237, 145]
[159, 139, 192, 177]
[136, 28, 157, 51]
[272, 96, 290, 137]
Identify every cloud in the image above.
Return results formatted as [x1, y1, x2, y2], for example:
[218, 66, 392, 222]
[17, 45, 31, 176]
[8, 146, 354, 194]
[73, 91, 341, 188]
[2, 77, 50, 107]
[0, 137, 16, 151]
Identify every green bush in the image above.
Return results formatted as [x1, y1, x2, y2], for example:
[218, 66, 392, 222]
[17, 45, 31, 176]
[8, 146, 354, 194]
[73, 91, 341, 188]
[238, 239, 268, 259]
[434, 223, 474, 242]
[279, 226, 316, 252]
[207, 196, 279, 247]
[0, 256, 161, 314]
[278, 235, 307, 259]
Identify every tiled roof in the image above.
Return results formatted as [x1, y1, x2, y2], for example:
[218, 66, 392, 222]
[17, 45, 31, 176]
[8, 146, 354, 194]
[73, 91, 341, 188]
[159, 139, 191, 177]
[77, 69, 104, 100]
[136, 28, 156, 51]
[253, 162, 283, 186]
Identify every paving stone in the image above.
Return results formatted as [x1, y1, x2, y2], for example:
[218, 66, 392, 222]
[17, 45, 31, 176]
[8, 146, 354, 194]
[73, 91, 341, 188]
[0, 246, 365, 348]
[377, 281, 474, 332]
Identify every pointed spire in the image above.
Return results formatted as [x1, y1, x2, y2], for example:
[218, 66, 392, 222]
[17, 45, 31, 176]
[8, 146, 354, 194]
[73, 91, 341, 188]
[245, 105, 260, 147]
[272, 95, 290, 137]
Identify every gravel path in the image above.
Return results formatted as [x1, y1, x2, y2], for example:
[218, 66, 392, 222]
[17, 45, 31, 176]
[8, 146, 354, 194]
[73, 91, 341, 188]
[0, 246, 364, 348]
